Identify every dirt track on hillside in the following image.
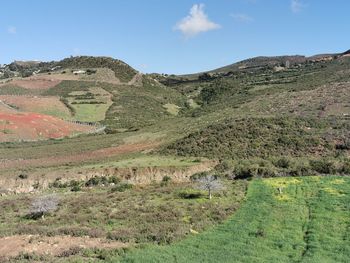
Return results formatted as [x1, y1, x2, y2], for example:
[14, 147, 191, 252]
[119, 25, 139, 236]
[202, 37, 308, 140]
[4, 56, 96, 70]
[0, 142, 158, 170]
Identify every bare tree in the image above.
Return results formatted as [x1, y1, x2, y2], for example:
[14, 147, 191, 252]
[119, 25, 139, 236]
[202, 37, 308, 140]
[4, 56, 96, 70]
[196, 175, 224, 200]
[29, 194, 59, 219]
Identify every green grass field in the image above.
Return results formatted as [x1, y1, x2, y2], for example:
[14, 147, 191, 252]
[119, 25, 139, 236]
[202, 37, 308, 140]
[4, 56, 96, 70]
[116, 176, 350, 263]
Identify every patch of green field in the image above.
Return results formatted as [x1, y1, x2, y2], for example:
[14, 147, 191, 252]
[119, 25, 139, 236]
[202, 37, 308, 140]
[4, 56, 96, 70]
[70, 103, 110, 122]
[117, 176, 350, 263]
[40, 109, 71, 119]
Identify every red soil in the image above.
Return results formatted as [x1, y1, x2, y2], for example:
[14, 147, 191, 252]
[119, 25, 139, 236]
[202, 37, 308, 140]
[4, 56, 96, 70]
[0, 112, 92, 142]
[0, 95, 70, 117]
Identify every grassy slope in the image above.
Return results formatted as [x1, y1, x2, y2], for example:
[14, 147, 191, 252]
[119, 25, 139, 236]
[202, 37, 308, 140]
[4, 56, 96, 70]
[163, 117, 335, 159]
[102, 78, 186, 131]
[0, 180, 247, 245]
[118, 176, 350, 263]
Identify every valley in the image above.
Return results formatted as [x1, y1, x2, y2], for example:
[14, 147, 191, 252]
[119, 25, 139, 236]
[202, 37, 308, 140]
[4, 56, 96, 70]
[0, 53, 349, 262]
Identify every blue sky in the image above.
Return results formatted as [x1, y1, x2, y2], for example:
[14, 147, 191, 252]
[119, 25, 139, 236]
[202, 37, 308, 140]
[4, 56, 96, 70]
[1, 0, 349, 74]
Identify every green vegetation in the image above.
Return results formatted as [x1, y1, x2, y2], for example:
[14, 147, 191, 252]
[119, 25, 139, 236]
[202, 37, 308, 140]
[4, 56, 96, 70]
[87, 155, 202, 169]
[1, 55, 350, 261]
[58, 56, 137, 82]
[102, 79, 186, 131]
[163, 117, 348, 159]
[117, 176, 350, 263]
[0, 84, 42, 95]
[0, 180, 247, 245]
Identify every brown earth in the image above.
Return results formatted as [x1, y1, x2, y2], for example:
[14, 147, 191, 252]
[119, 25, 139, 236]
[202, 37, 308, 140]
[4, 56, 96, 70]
[0, 78, 61, 90]
[0, 235, 127, 259]
[0, 142, 158, 170]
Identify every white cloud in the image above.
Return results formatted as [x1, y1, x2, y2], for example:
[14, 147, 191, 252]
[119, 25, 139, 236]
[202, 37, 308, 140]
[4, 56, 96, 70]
[7, 26, 17, 34]
[174, 4, 221, 38]
[291, 0, 306, 13]
[231, 13, 254, 23]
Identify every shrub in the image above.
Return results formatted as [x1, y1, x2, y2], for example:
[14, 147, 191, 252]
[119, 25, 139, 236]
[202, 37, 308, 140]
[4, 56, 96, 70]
[86, 176, 118, 187]
[274, 157, 291, 169]
[160, 176, 172, 187]
[71, 185, 81, 192]
[214, 160, 232, 173]
[50, 178, 68, 188]
[309, 159, 336, 174]
[111, 183, 133, 192]
[233, 165, 257, 180]
[58, 247, 82, 257]
[289, 164, 312, 177]
[18, 174, 28, 179]
[85, 176, 102, 187]
[178, 189, 203, 199]
[109, 176, 121, 185]
[340, 161, 350, 174]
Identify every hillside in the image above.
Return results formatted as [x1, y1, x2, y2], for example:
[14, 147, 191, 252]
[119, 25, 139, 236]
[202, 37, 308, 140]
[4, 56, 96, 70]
[0, 56, 137, 83]
[0, 52, 349, 262]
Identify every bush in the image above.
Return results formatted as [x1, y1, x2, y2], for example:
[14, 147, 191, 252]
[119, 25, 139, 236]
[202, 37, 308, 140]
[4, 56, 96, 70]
[50, 178, 68, 188]
[178, 189, 203, 199]
[71, 185, 81, 192]
[233, 165, 257, 180]
[289, 164, 312, 177]
[111, 183, 133, 192]
[310, 159, 336, 174]
[108, 176, 121, 184]
[86, 176, 120, 187]
[274, 157, 291, 169]
[86, 176, 103, 187]
[160, 176, 172, 187]
[18, 174, 28, 179]
[340, 161, 350, 174]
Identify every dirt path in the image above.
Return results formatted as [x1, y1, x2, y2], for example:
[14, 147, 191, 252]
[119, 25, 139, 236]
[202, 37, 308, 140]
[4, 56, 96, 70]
[0, 142, 158, 170]
[0, 235, 127, 259]
[127, 73, 143, 86]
